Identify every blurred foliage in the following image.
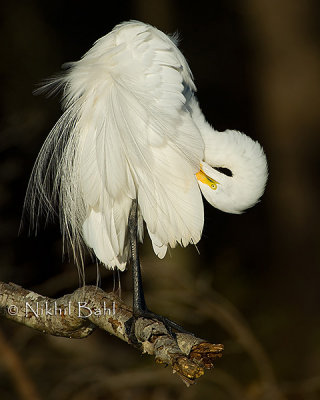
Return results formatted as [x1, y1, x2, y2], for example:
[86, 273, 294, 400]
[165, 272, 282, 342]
[1, 0, 320, 399]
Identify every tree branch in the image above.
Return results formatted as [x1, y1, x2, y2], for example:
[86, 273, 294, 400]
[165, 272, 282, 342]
[0, 282, 223, 386]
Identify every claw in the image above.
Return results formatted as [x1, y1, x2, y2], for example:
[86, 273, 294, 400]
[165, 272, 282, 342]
[126, 309, 193, 343]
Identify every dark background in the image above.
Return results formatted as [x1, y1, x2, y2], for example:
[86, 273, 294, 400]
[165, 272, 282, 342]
[1, 1, 320, 399]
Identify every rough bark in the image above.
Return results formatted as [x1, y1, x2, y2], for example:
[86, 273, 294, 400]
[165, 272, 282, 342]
[0, 282, 223, 386]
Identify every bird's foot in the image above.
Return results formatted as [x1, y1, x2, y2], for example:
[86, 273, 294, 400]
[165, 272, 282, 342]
[125, 308, 193, 344]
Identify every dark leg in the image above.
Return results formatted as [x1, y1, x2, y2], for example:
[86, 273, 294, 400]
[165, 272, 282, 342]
[128, 199, 147, 315]
[126, 200, 191, 339]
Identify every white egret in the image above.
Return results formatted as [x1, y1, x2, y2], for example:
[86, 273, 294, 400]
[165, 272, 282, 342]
[25, 21, 268, 332]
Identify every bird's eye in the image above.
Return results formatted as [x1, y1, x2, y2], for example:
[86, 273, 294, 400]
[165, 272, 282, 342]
[196, 169, 219, 190]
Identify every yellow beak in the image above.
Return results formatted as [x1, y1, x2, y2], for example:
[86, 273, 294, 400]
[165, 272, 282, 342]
[196, 167, 219, 190]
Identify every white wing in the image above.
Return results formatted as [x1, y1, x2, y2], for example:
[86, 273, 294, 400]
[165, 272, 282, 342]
[26, 21, 205, 269]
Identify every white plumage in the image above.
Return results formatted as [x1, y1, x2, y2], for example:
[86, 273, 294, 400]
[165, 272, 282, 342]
[25, 21, 268, 271]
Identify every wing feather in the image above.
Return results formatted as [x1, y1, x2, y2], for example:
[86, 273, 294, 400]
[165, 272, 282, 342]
[25, 21, 205, 269]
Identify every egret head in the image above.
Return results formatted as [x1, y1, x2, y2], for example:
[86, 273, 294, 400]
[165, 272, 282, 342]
[197, 130, 268, 214]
